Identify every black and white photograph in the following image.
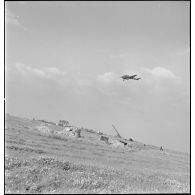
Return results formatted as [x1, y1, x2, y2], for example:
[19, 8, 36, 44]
[4, 1, 190, 194]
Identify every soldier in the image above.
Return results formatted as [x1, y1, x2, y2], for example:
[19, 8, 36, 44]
[76, 129, 81, 138]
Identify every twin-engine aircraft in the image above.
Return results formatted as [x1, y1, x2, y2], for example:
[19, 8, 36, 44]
[121, 74, 141, 81]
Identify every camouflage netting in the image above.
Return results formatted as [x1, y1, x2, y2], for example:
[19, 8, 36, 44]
[109, 139, 125, 147]
[109, 139, 132, 149]
[32, 124, 82, 138]
[59, 127, 81, 137]
[34, 124, 53, 134]
[56, 130, 75, 137]
[39, 126, 82, 138]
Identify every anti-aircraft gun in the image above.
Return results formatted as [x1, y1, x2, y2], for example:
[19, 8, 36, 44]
[112, 124, 122, 138]
[112, 125, 130, 146]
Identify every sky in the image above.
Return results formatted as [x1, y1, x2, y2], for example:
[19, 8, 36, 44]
[5, 1, 190, 153]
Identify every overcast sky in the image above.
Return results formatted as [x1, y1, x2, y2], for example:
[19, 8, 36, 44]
[5, 1, 190, 153]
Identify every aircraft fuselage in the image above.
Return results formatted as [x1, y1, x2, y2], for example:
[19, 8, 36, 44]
[121, 74, 141, 81]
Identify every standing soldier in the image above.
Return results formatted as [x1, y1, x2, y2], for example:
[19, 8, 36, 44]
[76, 129, 81, 138]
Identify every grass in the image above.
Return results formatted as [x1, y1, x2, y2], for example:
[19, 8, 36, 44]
[5, 156, 107, 193]
[5, 156, 189, 194]
[5, 114, 190, 194]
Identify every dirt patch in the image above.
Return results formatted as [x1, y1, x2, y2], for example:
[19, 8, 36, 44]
[6, 146, 46, 154]
[6, 140, 26, 146]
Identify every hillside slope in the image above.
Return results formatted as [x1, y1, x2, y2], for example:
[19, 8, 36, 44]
[5, 114, 190, 194]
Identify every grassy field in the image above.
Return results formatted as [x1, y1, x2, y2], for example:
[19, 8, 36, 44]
[5, 114, 190, 194]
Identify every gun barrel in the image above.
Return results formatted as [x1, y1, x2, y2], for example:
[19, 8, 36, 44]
[112, 125, 122, 138]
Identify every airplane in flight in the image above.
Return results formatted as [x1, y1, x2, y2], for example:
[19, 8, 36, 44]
[121, 74, 141, 81]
